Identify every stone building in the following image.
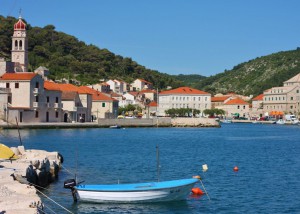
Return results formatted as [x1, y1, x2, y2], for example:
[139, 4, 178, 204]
[263, 73, 300, 116]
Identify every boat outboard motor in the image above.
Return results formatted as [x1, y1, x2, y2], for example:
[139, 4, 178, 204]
[64, 179, 78, 202]
[64, 179, 76, 189]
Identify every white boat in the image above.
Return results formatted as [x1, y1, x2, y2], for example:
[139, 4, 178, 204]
[221, 119, 232, 123]
[276, 119, 285, 125]
[64, 178, 199, 203]
[109, 125, 121, 129]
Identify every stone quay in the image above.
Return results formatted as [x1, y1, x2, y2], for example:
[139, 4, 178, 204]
[0, 146, 63, 214]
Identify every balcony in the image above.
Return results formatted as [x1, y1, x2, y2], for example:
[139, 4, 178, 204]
[47, 103, 54, 108]
[33, 102, 46, 108]
[54, 103, 63, 109]
[33, 88, 39, 94]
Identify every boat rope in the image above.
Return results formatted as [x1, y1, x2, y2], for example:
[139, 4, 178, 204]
[42, 203, 58, 214]
[61, 164, 76, 176]
[35, 188, 74, 214]
[199, 179, 210, 201]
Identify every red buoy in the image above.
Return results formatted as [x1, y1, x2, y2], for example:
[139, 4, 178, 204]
[233, 166, 239, 172]
[191, 187, 204, 195]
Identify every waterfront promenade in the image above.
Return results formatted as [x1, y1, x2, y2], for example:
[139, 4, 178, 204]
[0, 117, 220, 129]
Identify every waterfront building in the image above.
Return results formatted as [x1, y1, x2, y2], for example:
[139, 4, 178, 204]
[52, 83, 92, 122]
[250, 94, 264, 118]
[131, 79, 153, 91]
[79, 86, 118, 119]
[263, 73, 300, 116]
[0, 73, 63, 123]
[215, 98, 250, 118]
[158, 87, 211, 117]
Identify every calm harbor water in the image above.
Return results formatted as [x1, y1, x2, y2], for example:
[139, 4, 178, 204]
[1, 123, 300, 214]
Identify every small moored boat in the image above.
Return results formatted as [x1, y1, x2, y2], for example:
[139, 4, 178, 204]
[109, 125, 121, 129]
[64, 178, 199, 203]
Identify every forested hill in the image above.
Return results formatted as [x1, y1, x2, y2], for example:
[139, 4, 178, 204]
[0, 15, 183, 89]
[1, 15, 300, 96]
[193, 48, 300, 96]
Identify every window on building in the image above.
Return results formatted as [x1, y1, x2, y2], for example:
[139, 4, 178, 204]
[15, 83, 19, 88]
[198, 97, 200, 101]
[35, 96, 39, 102]
[193, 97, 195, 101]
[35, 111, 39, 118]
[47, 96, 50, 103]
[290, 106, 293, 109]
[19, 40, 22, 50]
[14, 40, 18, 50]
[183, 97, 185, 101]
[56, 111, 59, 118]
[56, 97, 59, 103]
[102, 103, 105, 107]
[243, 105, 245, 109]
[6, 83, 10, 88]
[187, 97, 189, 101]
[237, 105, 240, 109]
[291, 97, 294, 101]
[35, 82, 39, 88]
[297, 90, 299, 93]
[205, 97, 207, 101]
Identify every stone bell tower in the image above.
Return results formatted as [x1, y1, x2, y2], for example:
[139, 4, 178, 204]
[11, 15, 28, 72]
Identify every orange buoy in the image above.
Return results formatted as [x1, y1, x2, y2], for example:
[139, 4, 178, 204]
[233, 166, 239, 172]
[191, 187, 204, 195]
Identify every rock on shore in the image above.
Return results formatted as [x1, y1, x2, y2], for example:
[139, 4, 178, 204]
[0, 146, 63, 214]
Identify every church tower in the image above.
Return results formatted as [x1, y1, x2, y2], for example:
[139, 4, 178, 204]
[11, 15, 28, 72]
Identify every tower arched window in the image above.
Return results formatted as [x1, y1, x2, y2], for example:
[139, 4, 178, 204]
[19, 40, 22, 50]
[14, 40, 18, 50]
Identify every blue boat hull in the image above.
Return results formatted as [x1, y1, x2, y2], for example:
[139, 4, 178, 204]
[75, 178, 198, 203]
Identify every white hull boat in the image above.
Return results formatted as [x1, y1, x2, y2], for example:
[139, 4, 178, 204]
[64, 178, 198, 203]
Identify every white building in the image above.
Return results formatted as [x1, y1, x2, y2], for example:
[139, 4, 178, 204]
[106, 79, 127, 94]
[131, 79, 153, 91]
[0, 73, 63, 123]
[158, 87, 211, 116]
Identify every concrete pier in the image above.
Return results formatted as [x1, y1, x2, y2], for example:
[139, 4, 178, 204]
[0, 146, 62, 214]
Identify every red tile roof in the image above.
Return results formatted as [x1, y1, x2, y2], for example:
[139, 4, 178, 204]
[160, 87, 209, 95]
[211, 96, 228, 102]
[138, 79, 152, 85]
[148, 101, 158, 107]
[79, 86, 116, 101]
[252, 94, 264, 101]
[225, 98, 249, 105]
[44, 81, 61, 91]
[140, 89, 156, 93]
[0, 73, 37, 80]
[58, 84, 90, 94]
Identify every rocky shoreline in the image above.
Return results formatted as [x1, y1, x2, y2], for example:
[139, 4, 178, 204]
[0, 146, 63, 214]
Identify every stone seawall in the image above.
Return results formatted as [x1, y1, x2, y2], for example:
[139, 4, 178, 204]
[0, 117, 219, 129]
[171, 117, 220, 127]
[0, 146, 63, 214]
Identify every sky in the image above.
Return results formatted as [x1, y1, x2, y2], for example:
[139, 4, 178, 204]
[1, 0, 300, 77]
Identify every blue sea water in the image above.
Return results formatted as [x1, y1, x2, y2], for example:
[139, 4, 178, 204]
[1, 123, 300, 214]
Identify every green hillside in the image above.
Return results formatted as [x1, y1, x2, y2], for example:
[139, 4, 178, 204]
[0, 15, 183, 89]
[193, 49, 300, 96]
[1, 15, 300, 96]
